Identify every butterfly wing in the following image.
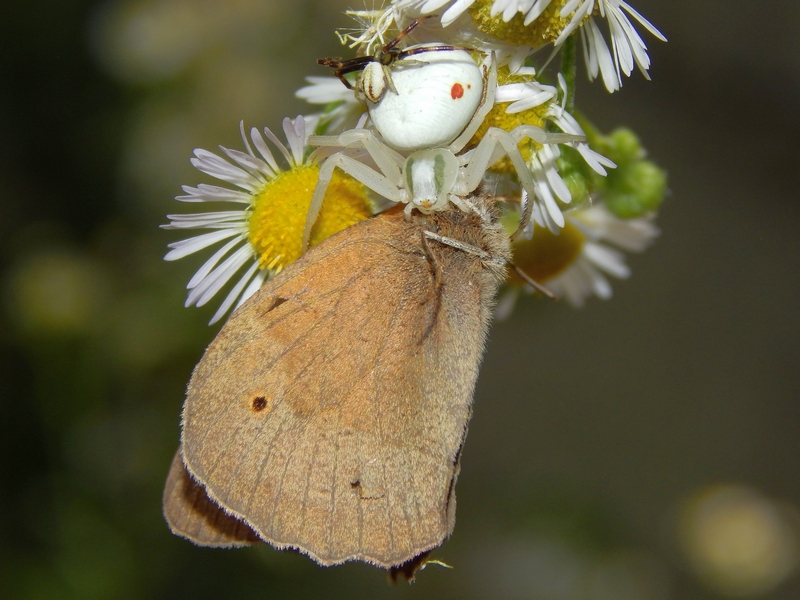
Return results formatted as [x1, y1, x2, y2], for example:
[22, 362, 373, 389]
[163, 449, 261, 547]
[179, 208, 504, 567]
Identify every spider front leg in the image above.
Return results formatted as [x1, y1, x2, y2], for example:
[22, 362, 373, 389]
[447, 193, 478, 214]
[507, 125, 584, 146]
[457, 127, 574, 232]
[309, 129, 405, 187]
[302, 151, 407, 251]
[316, 55, 374, 90]
[456, 126, 544, 218]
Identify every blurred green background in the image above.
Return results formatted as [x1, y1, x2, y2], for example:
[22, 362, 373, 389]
[1, 1, 799, 598]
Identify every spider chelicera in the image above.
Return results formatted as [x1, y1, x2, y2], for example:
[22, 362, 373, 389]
[302, 54, 583, 250]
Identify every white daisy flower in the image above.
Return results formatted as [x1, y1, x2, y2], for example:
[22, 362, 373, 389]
[390, 0, 664, 92]
[163, 116, 372, 324]
[557, 0, 667, 92]
[496, 202, 658, 318]
[475, 69, 614, 231]
[548, 203, 658, 305]
[396, 0, 555, 27]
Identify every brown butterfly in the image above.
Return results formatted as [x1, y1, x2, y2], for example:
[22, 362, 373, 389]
[163, 195, 510, 575]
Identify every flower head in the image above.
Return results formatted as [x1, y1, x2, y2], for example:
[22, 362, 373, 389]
[163, 116, 372, 323]
[567, 1, 667, 92]
[471, 70, 614, 231]
[497, 201, 659, 318]
[390, 0, 665, 91]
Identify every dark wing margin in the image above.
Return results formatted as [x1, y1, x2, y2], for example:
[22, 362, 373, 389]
[163, 450, 261, 547]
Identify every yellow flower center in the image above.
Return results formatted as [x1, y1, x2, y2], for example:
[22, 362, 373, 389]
[467, 0, 586, 47]
[469, 66, 549, 173]
[509, 219, 585, 283]
[247, 164, 371, 272]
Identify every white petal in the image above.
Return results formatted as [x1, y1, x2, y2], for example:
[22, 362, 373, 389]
[556, 0, 594, 44]
[261, 124, 294, 166]
[163, 211, 246, 229]
[620, 1, 667, 41]
[236, 269, 268, 310]
[221, 147, 271, 182]
[165, 229, 242, 261]
[191, 150, 261, 192]
[523, 0, 554, 25]
[188, 245, 255, 308]
[583, 242, 630, 278]
[284, 116, 307, 164]
[295, 76, 354, 104]
[440, 0, 477, 26]
[208, 261, 261, 325]
[186, 237, 244, 290]
[249, 127, 281, 174]
[176, 184, 252, 203]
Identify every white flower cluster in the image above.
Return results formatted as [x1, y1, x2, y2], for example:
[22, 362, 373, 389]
[167, 0, 665, 321]
[295, 0, 663, 302]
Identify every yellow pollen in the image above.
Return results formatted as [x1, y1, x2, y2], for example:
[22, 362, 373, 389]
[468, 0, 585, 47]
[469, 66, 548, 173]
[247, 164, 371, 272]
[509, 220, 585, 284]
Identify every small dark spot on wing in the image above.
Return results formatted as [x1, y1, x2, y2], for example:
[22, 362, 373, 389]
[251, 396, 268, 412]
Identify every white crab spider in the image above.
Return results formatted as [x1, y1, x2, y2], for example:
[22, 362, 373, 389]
[303, 54, 582, 250]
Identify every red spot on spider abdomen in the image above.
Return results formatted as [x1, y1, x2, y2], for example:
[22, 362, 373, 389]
[451, 83, 464, 99]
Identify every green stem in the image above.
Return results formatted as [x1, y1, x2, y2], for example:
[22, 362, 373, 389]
[560, 34, 577, 114]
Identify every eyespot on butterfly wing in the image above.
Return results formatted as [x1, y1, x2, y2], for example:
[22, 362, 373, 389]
[165, 196, 510, 569]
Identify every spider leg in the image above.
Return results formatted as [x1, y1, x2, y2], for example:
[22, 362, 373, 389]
[508, 124, 584, 145]
[311, 129, 405, 186]
[334, 71, 354, 90]
[447, 194, 475, 214]
[317, 56, 375, 90]
[382, 15, 435, 53]
[317, 55, 374, 70]
[456, 127, 566, 234]
[380, 64, 398, 96]
[398, 45, 475, 60]
[303, 152, 406, 251]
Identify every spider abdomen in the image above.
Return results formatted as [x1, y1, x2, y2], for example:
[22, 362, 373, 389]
[367, 48, 483, 153]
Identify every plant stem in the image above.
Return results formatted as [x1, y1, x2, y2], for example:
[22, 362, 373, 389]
[561, 34, 577, 114]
